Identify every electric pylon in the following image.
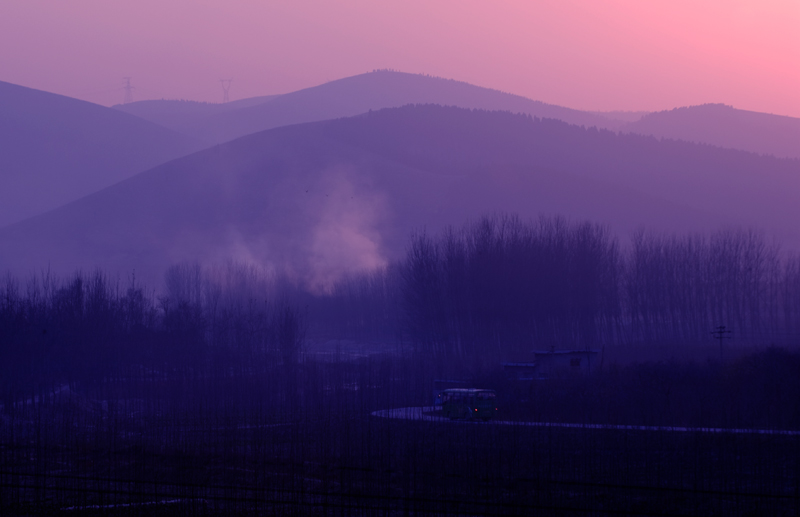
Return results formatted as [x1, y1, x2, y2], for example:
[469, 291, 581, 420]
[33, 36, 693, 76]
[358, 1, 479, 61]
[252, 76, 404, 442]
[123, 77, 134, 104]
[220, 79, 232, 103]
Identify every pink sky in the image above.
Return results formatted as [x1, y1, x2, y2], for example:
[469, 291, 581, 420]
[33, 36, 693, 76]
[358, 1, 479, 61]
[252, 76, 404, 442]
[1, 0, 798, 117]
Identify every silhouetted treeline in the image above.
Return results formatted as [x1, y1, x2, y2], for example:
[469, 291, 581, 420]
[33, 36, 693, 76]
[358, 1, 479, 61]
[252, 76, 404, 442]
[0, 263, 306, 411]
[5, 215, 800, 390]
[314, 214, 800, 357]
[622, 227, 800, 346]
[162, 262, 305, 364]
[306, 266, 404, 343]
[402, 215, 620, 357]
[625, 229, 796, 344]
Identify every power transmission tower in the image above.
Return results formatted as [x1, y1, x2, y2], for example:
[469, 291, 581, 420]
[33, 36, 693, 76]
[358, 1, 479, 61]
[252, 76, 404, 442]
[711, 325, 732, 363]
[122, 77, 134, 104]
[220, 79, 232, 103]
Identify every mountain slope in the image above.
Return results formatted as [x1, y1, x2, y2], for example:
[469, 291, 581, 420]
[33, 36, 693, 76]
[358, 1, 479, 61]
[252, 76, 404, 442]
[623, 104, 800, 160]
[141, 71, 622, 144]
[0, 80, 207, 226]
[1, 105, 798, 287]
[112, 94, 280, 136]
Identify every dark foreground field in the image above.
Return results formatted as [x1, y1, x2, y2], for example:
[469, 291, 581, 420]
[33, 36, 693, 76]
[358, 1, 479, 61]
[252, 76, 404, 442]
[2, 353, 800, 516]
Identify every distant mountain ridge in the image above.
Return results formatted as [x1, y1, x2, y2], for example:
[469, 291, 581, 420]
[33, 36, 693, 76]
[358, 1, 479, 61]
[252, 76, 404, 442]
[110, 72, 799, 161]
[2, 104, 798, 288]
[623, 103, 800, 160]
[113, 95, 280, 140]
[0, 80, 207, 227]
[112, 71, 623, 144]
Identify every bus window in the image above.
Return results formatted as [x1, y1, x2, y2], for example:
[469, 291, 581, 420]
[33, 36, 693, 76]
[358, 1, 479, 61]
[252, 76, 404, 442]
[440, 389, 496, 421]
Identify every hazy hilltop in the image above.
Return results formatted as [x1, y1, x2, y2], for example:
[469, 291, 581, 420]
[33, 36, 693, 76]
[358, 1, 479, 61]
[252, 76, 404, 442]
[593, 110, 650, 123]
[0, 80, 207, 227]
[623, 104, 800, 160]
[122, 70, 622, 144]
[2, 105, 798, 287]
[112, 94, 280, 139]
[110, 72, 800, 162]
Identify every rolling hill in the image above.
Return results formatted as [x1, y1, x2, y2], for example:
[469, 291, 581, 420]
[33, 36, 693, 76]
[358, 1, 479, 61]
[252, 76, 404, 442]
[112, 94, 280, 138]
[1, 105, 798, 288]
[111, 72, 799, 163]
[623, 104, 800, 160]
[113, 71, 623, 144]
[0, 80, 207, 226]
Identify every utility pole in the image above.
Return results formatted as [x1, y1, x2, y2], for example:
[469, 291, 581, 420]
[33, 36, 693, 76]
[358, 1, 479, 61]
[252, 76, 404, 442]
[220, 79, 232, 103]
[122, 77, 134, 104]
[711, 325, 732, 363]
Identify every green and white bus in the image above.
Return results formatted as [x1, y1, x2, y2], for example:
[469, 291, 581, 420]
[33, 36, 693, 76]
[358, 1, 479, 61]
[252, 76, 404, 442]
[439, 389, 497, 421]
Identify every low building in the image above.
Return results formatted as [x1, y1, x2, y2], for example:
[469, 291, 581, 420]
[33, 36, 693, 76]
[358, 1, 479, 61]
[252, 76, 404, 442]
[500, 362, 538, 381]
[533, 349, 599, 378]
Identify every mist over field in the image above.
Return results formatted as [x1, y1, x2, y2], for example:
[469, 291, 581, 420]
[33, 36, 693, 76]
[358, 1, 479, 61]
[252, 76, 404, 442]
[2, 2, 800, 514]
